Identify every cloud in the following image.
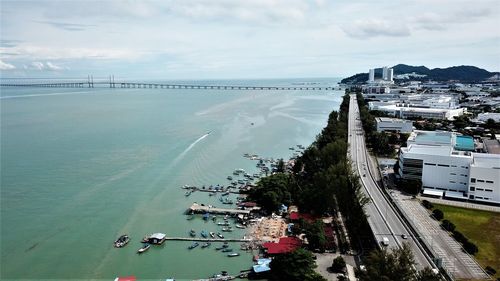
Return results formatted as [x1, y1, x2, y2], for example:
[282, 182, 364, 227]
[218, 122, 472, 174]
[25, 61, 66, 71]
[1, 45, 142, 60]
[342, 19, 411, 39]
[0, 39, 22, 48]
[35, 20, 95, 31]
[0, 60, 16, 70]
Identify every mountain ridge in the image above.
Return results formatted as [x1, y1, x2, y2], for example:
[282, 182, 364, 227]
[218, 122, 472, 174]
[341, 64, 499, 84]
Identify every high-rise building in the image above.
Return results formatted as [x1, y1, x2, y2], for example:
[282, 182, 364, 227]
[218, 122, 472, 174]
[382, 66, 389, 80]
[388, 68, 394, 82]
[369, 69, 375, 82]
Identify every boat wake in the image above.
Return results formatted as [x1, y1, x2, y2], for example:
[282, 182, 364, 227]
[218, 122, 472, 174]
[0, 91, 92, 99]
[169, 131, 211, 168]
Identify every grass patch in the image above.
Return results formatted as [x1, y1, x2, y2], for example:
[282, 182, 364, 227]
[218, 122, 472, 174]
[433, 203, 500, 279]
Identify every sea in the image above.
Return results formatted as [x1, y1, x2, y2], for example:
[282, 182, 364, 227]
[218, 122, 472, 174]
[0, 78, 343, 280]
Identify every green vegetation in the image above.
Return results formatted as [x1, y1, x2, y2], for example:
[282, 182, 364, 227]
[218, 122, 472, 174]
[356, 243, 440, 281]
[356, 93, 397, 156]
[432, 203, 500, 279]
[269, 248, 326, 281]
[331, 256, 346, 273]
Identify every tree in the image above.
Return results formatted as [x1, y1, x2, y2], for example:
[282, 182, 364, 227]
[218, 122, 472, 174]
[432, 209, 444, 221]
[270, 248, 327, 281]
[305, 220, 327, 252]
[441, 220, 456, 232]
[331, 256, 346, 273]
[357, 243, 416, 281]
[417, 267, 441, 281]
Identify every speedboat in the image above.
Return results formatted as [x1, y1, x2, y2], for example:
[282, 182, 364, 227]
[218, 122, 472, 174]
[137, 243, 150, 254]
[201, 242, 211, 248]
[235, 224, 245, 229]
[217, 233, 224, 239]
[221, 227, 233, 232]
[227, 176, 233, 180]
[201, 230, 208, 238]
[189, 229, 196, 237]
[221, 248, 233, 252]
[188, 242, 199, 250]
[209, 232, 216, 238]
[114, 234, 130, 248]
[185, 191, 192, 196]
[217, 222, 229, 226]
[227, 253, 240, 257]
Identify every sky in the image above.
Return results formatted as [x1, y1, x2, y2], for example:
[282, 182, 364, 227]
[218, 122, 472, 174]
[0, 0, 499, 80]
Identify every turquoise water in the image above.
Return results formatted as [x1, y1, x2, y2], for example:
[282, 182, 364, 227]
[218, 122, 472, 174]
[454, 135, 474, 151]
[1, 79, 342, 280]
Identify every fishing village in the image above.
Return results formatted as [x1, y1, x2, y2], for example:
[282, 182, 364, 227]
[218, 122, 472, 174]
[113, 144, 342, 281]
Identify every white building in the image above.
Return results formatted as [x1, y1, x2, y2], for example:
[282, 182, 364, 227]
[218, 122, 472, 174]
[475, 112, 500, 123]
[369, 69, 375, 83]
[376, 117, 413, 133]
[398, 131, 500, 204]
[468, 153, 500, 203]
[369, 103, 466, 120]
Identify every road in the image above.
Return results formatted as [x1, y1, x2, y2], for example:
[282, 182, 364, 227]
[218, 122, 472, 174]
[347, 94, 434, 270]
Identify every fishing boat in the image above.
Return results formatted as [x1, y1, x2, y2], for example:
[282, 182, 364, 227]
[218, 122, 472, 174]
[186, 214, 195, 220]
[201, 230, 208, 238]
[185, 191, 192, 196]
[221, 192, 230, 196]
[114, 234, 130, 248]
[227, 176, 233, 180]
[188, 242, 199, 250]
[209, 231, 216, 238]
[217, 222, 229, 226]
[189, 229, 196, 237]
[221, 227, 233, 232]
[137, 243, 150, 254]
[201, 242, 211, 248]
[221, 248, 233, 252]
[217, 233, 224, 239]
[227, 253, 240, 257]
[215, 246, 224, 251]
[203, 213, 210, 221]
[235, 224, 245, 229]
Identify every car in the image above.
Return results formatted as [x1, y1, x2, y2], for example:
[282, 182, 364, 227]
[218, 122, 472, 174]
[401, 234, 408, 239]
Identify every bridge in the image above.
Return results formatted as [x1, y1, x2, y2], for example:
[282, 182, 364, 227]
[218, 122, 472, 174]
[0, 76, 340, 91]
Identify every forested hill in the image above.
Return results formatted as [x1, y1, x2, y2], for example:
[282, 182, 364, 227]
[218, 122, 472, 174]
[341, 64, 499, 84]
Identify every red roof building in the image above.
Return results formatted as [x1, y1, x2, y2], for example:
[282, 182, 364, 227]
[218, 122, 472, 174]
[263, 236, 302, 254]
[289, 212, 317, 222]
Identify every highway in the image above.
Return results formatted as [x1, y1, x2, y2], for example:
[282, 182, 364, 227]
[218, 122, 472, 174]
[347, 94, 434, 270]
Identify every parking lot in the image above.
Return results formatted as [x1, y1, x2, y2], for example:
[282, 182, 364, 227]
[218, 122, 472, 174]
[391, 191, 489, 280]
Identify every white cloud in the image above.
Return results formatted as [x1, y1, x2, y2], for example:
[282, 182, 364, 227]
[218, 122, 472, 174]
[46, 62, 63, 70]
[25, 61, 66, 71]
[342, 19, 411, 39]
[1, 45, 142, 60]
[0, 59, 16, 70]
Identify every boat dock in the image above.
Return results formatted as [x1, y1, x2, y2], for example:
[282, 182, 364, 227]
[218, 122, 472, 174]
[182, 186, 241, 194]
[164, 237, 251, 242]
[189, 203, 251, 215]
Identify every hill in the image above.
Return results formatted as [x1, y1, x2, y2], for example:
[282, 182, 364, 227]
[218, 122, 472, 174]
[341, 64, 499, 84]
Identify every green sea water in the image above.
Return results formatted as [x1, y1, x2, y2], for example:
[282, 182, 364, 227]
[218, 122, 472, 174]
[0, 79, 342, 280]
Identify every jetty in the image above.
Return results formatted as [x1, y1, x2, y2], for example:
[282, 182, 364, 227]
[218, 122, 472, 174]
[182, 186, 241, 194]
[164, 237, 251, 242]
[189, 203, 251, 215]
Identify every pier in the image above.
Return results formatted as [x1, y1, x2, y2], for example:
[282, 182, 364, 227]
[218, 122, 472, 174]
[189, 203, 251, 215]
[164, 237, 251, 242]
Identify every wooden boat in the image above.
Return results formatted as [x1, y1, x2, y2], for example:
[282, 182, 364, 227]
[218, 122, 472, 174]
[137, 243, 150, 254]
[114, 234, 130, 248]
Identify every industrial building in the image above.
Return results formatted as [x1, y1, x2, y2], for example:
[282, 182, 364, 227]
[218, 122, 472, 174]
[376, 117, 413, 133]
[398, 130, 500, 204]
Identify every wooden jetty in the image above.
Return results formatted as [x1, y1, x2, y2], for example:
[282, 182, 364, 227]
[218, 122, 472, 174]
[181, 186, 241, 194]
[189, 203, 250, 215]
[164, 236, 251, 242]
